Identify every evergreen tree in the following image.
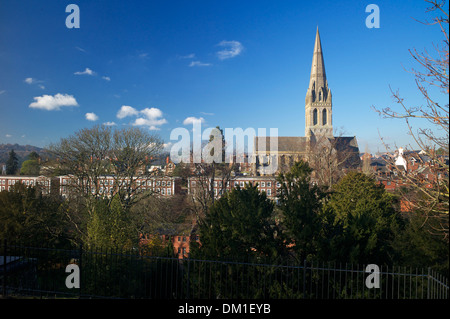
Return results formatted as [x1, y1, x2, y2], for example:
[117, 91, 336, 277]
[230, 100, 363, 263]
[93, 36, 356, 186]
[86, 195, 136, 250]
[190, 184, 284, 262]
[320, 171, 403, 265]
[6, 149, 19, 175]
[276, 160, 327, 262]
[20, 158, 40, 176]
[393, 210, 449, 275]
[0, 183, 69, 247]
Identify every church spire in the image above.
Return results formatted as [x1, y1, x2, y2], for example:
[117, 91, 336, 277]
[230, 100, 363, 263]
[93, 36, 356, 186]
[305, 27, 333, 138]
[309, 26, 327, 92]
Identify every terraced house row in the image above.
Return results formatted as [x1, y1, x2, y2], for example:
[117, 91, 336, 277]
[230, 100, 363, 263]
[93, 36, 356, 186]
[0, 175, 182, 197]
[187, 176, 280, 201]
[2, 174, 284, 201]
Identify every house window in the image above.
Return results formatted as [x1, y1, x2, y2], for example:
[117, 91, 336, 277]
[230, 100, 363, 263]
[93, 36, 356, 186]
[167, 188, 171, 195]
[261, 182, 265, 187]
[267, 182, 271, 187]
[267, 189, 271, 196]
[167, 181, 171, 186]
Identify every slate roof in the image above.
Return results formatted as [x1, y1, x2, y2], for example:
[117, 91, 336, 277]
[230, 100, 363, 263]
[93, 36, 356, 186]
[254, 136, 309, 153]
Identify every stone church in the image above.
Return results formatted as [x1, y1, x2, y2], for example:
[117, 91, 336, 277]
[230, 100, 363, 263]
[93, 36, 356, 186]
[253, 27, 360, 176]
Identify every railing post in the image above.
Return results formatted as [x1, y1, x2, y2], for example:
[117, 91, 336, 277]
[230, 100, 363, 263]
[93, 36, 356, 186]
[79, 244, 83, 298]
[427, 267, 431, 299]
[186, 254, 190, 299]
[2, 239, 6, 298]
[303, 259, 306, 298]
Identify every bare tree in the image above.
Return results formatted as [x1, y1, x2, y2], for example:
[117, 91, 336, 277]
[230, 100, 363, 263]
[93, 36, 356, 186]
[372, 0, 449, 240]
[306, 129, 361, 189]
[187, 127, 236, 234]
[47, 125, 163, 240]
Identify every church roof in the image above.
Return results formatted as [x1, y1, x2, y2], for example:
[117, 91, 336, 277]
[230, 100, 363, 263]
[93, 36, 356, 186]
[254, 136, 309, 154]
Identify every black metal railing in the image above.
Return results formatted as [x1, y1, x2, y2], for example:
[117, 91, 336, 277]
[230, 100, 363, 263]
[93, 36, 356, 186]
[1, 241, 448, 299]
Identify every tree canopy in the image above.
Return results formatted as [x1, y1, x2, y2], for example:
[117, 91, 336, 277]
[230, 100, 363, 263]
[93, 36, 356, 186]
[320, 171, 403, 265]
[191, 184, 284, 262]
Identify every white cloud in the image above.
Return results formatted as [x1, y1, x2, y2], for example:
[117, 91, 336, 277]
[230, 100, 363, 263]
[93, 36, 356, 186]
[189, 61, 212, 67]
[117, 106, 167, 130]
[216, 40, 244, 60]
[133, 107, 167, 130]
[183, 116, 205, 125]
[0, 90, 5, 95]
[138, 52, 149, 60]
[29, 93, 78, 111]
[5, 134, 12, 138]
[102, 76, 111, 81]
[103, 121, 117, 126]
[140, 107, 163, 119]
[179, 53, 196, 59]
[25, 78, 44, 87]
[85, 112, 99, 121]
[75, 46, 87, 53]
[117, 105, 139, 119]
[200, 111, 214, 116]
[74, 67, 95, 76]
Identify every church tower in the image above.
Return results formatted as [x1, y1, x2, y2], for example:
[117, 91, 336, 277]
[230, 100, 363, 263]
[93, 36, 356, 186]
[305, 27, 333, 138]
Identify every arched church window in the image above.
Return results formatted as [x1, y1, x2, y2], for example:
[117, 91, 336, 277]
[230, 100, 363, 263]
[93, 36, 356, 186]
[313, 109, 318, 125]
[318, 91, 322, 101]
[322, 109, 327, 125]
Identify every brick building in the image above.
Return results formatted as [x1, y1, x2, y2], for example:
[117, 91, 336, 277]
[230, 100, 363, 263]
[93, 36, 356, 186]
[187, 175, 280, 201]
[0, 175, 57, 194]
[1, 175, 182, 198]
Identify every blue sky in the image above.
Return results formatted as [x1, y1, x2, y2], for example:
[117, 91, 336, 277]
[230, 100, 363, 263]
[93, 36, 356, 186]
[0, 0, 447, 154]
